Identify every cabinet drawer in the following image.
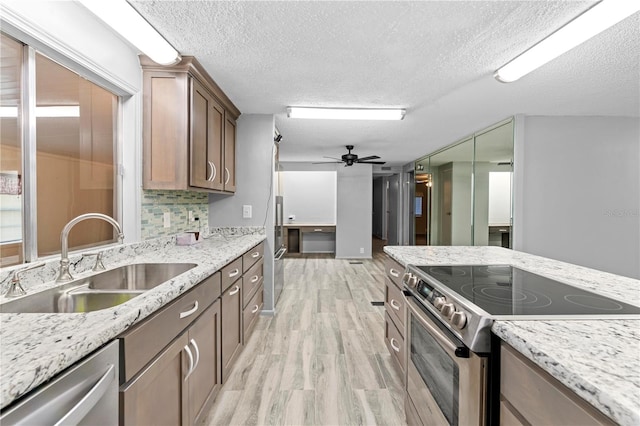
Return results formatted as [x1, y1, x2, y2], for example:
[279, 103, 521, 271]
[221, 257, 242, 291]
[242, 242, 264, 272]
[385, 278, 405, 335]
[242, 259, 263, 308]
[500, 343, 614, 425]
[119, 273, 220, 382]
[384, 312, 405, 374]
[385, 256, 404, 290]
[243, 284, 263, 342]
[299, 226, 335, 233]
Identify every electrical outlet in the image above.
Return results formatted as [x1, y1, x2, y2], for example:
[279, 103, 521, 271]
[242, 205, 252, 219]
[163, 212, 171, 228]
[188, 210, 194, 222]
[360, 247, 364, 254]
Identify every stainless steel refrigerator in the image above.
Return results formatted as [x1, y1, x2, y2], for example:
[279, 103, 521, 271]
[274, 195, 286, 305]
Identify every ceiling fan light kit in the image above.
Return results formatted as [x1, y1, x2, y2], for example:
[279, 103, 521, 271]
[287, 107, 405, 121]
[494, 0, 640, 83]
[313, 145, 386, 166]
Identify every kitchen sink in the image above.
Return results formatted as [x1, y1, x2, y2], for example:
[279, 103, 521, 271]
[0, 262, 197, 313]
[84, 262, 197, 291]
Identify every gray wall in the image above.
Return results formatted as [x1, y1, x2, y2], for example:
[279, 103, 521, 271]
[208, 114, 276, 310]
[513, 116, 640, 279]
[336, 164, 373, 258]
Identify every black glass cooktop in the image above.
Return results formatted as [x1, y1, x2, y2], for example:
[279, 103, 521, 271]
[415, 265, 640, 316]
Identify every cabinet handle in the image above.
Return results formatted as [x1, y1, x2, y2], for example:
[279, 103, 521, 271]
[314, 228, 323, 232]
[207, 161, 217, 182]
[251, 251, 260, 258]
[179, 300, 199, 319]
[190, 338, 200, 372]
[389, 268, 400, 278]
[390, 338, 401, 353]
[390, 299, 401, 310]
[251, 304, 259, 313]
[250, 275, 259, 283]
[184, 344, 194, 381]
[228, 268, 240, 278]
[229, 285, 240, 296]
[224, 167, 230, 185]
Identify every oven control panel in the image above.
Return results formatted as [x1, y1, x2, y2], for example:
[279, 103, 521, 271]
[403, 272, 468, 330]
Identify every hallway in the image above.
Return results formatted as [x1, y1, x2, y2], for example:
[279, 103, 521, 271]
[205, 243, 406, 425]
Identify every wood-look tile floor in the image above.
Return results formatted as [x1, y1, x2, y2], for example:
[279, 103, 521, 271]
[205, 239, 407, 425]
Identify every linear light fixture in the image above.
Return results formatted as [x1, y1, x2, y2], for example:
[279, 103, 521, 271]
[495, 0, 640, 83]
[0, 106, 80, 118]
[78, 0, 180, 65]
[287, 107, 406, 120]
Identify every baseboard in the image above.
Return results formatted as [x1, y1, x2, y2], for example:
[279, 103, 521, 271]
[260, 309, 276, 317]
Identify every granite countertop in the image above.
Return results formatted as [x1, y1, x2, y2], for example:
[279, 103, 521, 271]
[0, 229, 266, 410]
[383, 245, 640, 426]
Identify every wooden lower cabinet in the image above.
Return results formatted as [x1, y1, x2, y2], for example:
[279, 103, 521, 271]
[120, 302, 222, 426]
[120, 334, 188, 425]
[221, 280, 243, 382]
[500, 342, 614, 425]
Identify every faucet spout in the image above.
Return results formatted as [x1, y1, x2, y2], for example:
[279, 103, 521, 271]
[57, 213, 124, 283]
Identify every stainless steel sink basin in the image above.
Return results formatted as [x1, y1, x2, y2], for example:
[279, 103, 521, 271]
[0, 262, 197, 313]
[84, 262, 197, 291]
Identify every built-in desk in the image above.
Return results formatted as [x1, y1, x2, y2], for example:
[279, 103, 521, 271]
[284, 224, 336, 254]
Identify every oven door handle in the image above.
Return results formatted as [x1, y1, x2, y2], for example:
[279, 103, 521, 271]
[406, 293, 470, 358]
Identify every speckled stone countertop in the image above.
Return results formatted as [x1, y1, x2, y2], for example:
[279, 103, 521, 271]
[383, 245, 640, 426]
[0, 229, 266, 410]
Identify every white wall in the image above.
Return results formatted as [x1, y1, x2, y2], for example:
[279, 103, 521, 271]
[513, 116, 640, 279]
[336, 164, 373, 258]
[280, 171, 336, 224]
[209, 115, 276, 309]
[2, 0, 144, 242]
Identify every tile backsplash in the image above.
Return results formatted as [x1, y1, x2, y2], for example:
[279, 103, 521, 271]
[141, 190, 209, 240]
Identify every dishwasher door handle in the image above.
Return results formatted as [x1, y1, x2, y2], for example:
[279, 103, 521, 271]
[53, 364, 116, 426]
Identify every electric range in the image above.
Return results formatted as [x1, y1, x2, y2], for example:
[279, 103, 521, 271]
[403, 264, 640, 353]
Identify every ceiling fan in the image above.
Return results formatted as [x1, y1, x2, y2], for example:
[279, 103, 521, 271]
[314, 145, 386, 166]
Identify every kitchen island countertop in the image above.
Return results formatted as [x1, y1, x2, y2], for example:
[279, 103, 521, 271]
[383, 245, 640, 426]
[0, 230, 266, 410]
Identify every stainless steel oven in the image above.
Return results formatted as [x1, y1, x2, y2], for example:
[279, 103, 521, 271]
[405, 294, 487, 426]
[402, 263, 640, 426]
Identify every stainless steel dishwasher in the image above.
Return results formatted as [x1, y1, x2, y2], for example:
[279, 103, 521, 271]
[1, 340, 119, 425]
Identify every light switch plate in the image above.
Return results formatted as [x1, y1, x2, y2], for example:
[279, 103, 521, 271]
[163, 212, 171, 228]
[242, 205, 252, 219]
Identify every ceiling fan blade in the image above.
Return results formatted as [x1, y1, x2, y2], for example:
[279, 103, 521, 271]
[323, 156, 342, 160]
[358, 161, 386, 165]
[312, 161, 342, 164]
[356, 155, 380, 162]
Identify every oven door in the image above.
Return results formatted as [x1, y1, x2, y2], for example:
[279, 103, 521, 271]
[406, 295, 487, 426]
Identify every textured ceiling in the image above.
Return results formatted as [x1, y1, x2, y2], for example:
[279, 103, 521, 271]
[129, 1, 640, 166]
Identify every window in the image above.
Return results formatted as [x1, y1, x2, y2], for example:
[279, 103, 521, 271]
[0, 33, 119, 267]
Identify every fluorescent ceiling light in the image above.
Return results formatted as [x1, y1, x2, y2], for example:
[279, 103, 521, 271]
[78, 0, 180, 65]
[1, 106, 80, 118]
[287, 107, 405, 120]
[495, 0, 640, 83]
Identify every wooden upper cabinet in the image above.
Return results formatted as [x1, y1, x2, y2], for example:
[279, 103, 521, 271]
[140, 55, 240, 193]
[224, 115, 236, 192]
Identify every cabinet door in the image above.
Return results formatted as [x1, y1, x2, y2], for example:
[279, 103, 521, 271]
[188, 300, 222, 425]
[190, 78, 223, 191]
[221, 281, 243, 381]
[120, 334, 189, 426]
[223, 114, 236, 192]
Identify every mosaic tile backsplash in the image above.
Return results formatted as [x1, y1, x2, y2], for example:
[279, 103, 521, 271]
[141, 190, 209, 240]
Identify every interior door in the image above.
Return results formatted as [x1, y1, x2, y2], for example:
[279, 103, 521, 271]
[440, 167, 453, 245]
[387, 174, 400, 245]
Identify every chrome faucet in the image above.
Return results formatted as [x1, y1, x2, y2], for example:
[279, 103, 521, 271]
[56, 213, 124, 283]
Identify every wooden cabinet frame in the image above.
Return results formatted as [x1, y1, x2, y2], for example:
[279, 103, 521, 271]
[140, 55, 240, 193]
